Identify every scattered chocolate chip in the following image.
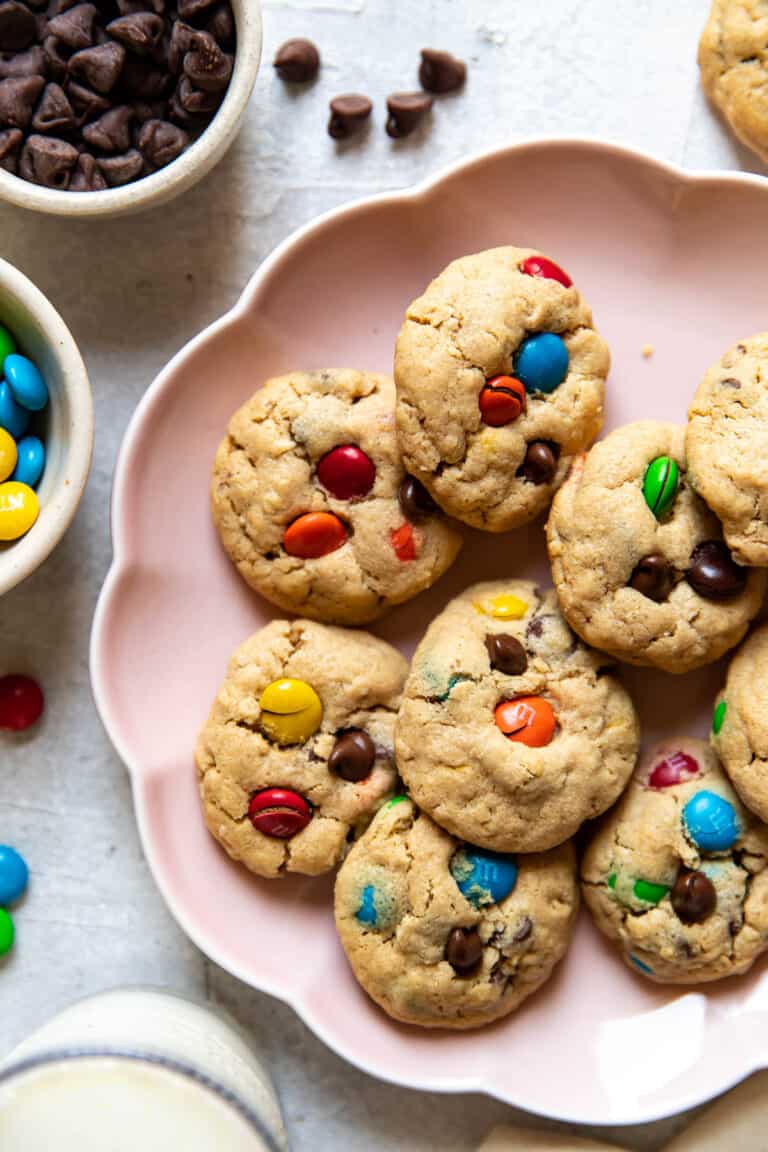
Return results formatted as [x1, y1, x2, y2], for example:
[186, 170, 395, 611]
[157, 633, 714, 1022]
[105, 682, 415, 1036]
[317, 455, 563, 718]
[0, 44, 44, 77]
[68, 41, 126, 93]
[0, 2, 37, 53]
[398, 475, 437, 521]
[445, 927, 483, 975]
[485, 633, 527, 676]
[97, 146, 143, 185]
[0, 73, 43, 128]
[68, 149, 105, 189]
[137, 116, 187, 166]
[721, 377, 741, 389]
[273, 37, 319, 83]
[418, 47, 465, 93]
[82, 103, 133, 150]
[328, 93, 371, 139]
[107, 13, 164, 55]
[0, 123, 21, 169]
[385, 90, 432, 138]
[686, 540, 747, 599]
[629, 554, 673, 602]
[518, 440, 559, 485]
[512, 915, 533, 943]
[31, 80, 75, 131]
[47, 3, 97, 51]
[20, 131, 77, 186]
[183, 29, 231, 91]
[328, 729, 376, 783]
[671, 868, 717, 925]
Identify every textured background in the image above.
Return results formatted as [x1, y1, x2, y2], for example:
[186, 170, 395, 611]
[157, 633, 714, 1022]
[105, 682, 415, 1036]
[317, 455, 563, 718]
[0, 1, 764, 1147]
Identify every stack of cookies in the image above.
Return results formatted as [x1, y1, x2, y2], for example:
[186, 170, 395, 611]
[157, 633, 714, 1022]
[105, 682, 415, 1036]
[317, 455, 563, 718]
[196, 246, 768, 1030]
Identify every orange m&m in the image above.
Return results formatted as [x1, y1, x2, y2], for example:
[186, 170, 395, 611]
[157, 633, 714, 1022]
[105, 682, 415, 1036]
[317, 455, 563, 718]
[283, 512, 347, 559]
[479, 376, 526, 427]
[495, 696, 556, 747]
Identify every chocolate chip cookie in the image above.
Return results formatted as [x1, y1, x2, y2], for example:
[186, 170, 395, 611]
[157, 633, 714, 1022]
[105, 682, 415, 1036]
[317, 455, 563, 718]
[547, 422, 766, 673]
[212, 370, 462, 624]
[582, 738, 768, 984]
[334, 797, 578, 1028]
[699, 0, 768, 164]
[712, 623, 768, 823]
[196, 619, 408, 879]
[687, 334, 768, 566]
[394, 246, 608, 532]
[394, 581, 640, 853]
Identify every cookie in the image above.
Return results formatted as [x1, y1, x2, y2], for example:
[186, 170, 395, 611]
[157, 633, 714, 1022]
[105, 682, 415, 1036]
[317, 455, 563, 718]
[394, 581, 640, 853]
[547, 421, 766, 674]
[686, 334, 768, 566]
[212, 370, 462, 624]
[712, 623, 768, 823]
[195, 619, 408, 879]
[334, 797, 578, 1029]
[582, 738, 768, 984]
[699, 0, 768, 165]
[394, 246, 609, 532]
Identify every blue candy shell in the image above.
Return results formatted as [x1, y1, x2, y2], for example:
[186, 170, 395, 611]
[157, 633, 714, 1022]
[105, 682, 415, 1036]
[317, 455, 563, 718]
[0, 381, 29, 440]
[12, 436, 45, 488]
[356, 884, 377, 925]
[682, 790, 740, 853]
[629, 953, 653, 975]
[450, 847, 518, 908]
[4, 354, 48, 412]
[0, 845, 28, 906]
[515, 332, 569, 394]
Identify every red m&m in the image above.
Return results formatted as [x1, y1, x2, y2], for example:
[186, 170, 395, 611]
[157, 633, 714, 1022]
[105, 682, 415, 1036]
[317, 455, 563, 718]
[519, 255, 572, 288]
[283, 512, 347, 558]
[317, 444, 375, 500]
[648, 750, 699, 789]
[0, 674, 44, 732]
[249, 788, 312, 839]
[479, 376, 526, 427]
[495, 696, 556, 747]
[391, 522, 417, 562]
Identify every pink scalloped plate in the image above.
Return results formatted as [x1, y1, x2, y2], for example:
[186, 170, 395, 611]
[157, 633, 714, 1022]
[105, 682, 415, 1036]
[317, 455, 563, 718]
[91, 139, 768, 1125]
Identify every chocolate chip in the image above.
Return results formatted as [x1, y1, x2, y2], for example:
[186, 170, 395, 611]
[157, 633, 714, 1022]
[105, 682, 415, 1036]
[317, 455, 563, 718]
[65, 78, 109, 122]
[0, 2, 37, 52]
[328, 729, 376, 783]
[47, 3, 97, 50]
[512, 915, 533, 942]
[97, 146, 143, 185]
[629, 554, 673, 602]
[107, 13, 164, 55]
[686, 540, 747, 599]
[418, 47, 466, 93]
[68, 149, 106, 189]
[178, 0, 217, 18]
[168, 18, 195, 73]
[385, 90, 432, 138]
[206, 3, 234, 48]
[0, 123, 21, 169]
[20, 131, 77, 186]
[137, 116, 187, 166]
[444, 927, 483, 975]
[82, 103, 133, 151]
[671, 868, 717, 925]
[0, 74, 44, 128]
[721, 377, 741, 389]
[176, 72, 219, 114]
[485, 633, 527, 676]
[0, 44, 44, 77]
[42, 35, 69, 81]
[398, 475, 437, 521]
[121, 53, 170, 99]
[68, 41, 126, 93]
[31, 81, 75, 132]
[518, 440, 559, 485]
[328, 93, 371, 139]
[273, 37, 319, 83]
[183, 29, 231, 91]
[116, 0, 165, 13]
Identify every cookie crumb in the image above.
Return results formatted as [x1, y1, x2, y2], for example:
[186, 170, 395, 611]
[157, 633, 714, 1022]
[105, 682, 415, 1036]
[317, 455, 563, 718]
[642, 344, 654, 359]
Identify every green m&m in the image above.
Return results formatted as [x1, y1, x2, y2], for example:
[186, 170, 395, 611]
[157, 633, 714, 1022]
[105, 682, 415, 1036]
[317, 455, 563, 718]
[0, 907, 14, 956]
[643, 456, 679, 519]
[713, 699, 727, 735]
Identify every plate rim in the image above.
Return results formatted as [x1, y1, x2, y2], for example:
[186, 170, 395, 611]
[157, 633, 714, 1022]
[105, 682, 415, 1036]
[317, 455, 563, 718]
[89, 135, 768, 1127]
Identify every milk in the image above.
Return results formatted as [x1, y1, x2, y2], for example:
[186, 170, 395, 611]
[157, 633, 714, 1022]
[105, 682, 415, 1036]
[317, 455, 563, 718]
[0, 989, 287, 1151]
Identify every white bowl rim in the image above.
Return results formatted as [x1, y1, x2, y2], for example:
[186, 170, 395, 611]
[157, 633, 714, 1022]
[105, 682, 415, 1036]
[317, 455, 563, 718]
[90, 135, 768, 1126]
[0, 255, 93, 595]
[0, 0, 262, 219]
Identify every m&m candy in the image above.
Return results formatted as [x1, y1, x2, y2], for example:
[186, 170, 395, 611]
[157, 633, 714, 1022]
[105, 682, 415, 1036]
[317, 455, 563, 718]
[0, 675, 44, 731]
[682, 790, 740, 852]
[4, 354, 49, 412]
[0, 324, 16, 372]
[259, 677, 322, 745]
[0, 381, 28, 440]
[474, 593, 528, 620]
[648, 749, 699, 789]
[519, 255, 572, 288]
[0, 326, 49, 542]
[713, 700, 727, 735]
[0, 845, 28, 906]
[12, 437, 45, 488]
[0, 481, 39, 541]
[450, 846, 518, 907]
[495, 696, 556, 747]
[514, 333, 569, 394]
[283, 512, 347, 558]
[0, 909, 14, 957]
[643, 456, 679, 519]
[317, 445, 375, 500]
[248, 788, 312, 838]
[479, 376, 526, 426]
[0, 427, 17, 482]
[391, 522, 417, 561]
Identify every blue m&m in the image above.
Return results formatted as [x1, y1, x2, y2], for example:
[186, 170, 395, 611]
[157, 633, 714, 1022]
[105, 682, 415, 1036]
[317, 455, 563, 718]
[0, 326, 49, 541]
[0, 381, 29, 441]
[12, 437, 45, 489]
[4, 355, 49, 412]
[0, 845, 28, 906]
[682, 790, 740, 852]
[514, 332, 569, 394]
[450, 846, 518, 908]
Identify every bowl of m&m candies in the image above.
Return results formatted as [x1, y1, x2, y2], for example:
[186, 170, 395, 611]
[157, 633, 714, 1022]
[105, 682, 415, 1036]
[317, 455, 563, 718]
[0, 257, 92, 596]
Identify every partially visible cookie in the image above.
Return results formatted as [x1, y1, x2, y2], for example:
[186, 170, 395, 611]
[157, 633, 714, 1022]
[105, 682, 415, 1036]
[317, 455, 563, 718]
[394, 246, 608, 532]
[195, 619, 408, 879]
[394, 580, 639, 853]
[699, 0, 768, 164]
[547, 421, 766, 673]
[712, 624, 768, 823]
[334, 797, 578, 1029]
[212, 370, 462, 624]
[687, 334, 768, 565]
[582, 738, 768, 984]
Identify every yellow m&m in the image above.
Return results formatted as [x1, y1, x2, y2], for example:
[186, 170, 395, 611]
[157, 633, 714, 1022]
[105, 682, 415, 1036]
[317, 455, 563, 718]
[0, 482, 39, 541]
[474, 593, 528, 621]
[259, 677, 322, 745]
[0, 428, 17, 483]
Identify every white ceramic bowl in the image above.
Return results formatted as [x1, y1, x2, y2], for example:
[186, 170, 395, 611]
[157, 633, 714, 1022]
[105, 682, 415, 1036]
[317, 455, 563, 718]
[0, 256, 93, 595]
[0, 0, 262, 219]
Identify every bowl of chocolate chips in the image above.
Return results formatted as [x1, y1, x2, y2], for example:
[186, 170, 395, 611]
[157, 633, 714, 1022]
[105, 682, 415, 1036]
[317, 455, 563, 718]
[0, 0, 261, 216]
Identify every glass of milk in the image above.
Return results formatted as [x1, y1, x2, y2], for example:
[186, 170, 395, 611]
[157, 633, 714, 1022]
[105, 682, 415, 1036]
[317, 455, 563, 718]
[0, 988, 287, 1151]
